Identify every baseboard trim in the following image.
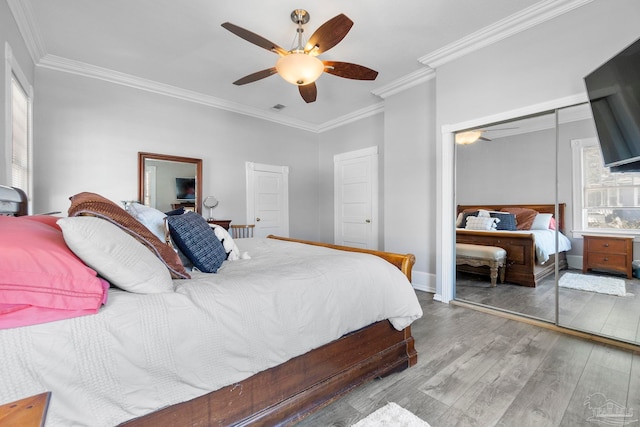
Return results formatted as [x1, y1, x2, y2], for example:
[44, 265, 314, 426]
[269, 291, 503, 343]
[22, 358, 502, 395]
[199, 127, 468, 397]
[411, 270, 436, 294]
[450, 300, 640, 353]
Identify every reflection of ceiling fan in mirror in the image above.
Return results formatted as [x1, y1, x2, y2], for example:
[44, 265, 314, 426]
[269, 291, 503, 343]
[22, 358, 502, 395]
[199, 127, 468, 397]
[203, 196, 219, 221]
[455, 127, 518, 145]
[221, 9, 378, 103]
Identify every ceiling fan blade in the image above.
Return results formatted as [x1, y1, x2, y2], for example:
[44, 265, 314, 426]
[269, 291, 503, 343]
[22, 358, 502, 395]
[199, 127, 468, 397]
[479, 137, 492, 141]
[221, 22, 288, 56]
[304, 14, 353, 55]
[298, 82, 317, 103]
[233, 68, 278, 85]
[323, 61, 378, 80]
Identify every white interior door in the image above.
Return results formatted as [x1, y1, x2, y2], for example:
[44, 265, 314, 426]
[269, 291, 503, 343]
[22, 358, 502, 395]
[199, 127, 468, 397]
[334, 146, 378, 249]
[246, 162, 289, 238]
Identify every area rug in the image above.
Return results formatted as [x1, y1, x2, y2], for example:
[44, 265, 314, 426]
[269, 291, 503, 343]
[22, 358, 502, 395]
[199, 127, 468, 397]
[558, 272, 628, 296]
[352, 402, 431, 427]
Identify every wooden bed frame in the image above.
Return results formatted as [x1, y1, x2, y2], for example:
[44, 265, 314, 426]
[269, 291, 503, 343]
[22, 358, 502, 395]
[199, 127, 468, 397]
[0, 186, 418, 427]
[456, 204, 568, 288]
[123, 236, 417, 426]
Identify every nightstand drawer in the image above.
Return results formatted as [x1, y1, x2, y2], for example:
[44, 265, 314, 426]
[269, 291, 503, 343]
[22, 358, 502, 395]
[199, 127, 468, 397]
[586, 238, 628, 254]
[586, 253, 628, 269]
[582, 234, 634, 278]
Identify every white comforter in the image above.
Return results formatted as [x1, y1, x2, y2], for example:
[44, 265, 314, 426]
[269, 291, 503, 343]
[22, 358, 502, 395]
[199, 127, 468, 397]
[0, 238, 422, 426]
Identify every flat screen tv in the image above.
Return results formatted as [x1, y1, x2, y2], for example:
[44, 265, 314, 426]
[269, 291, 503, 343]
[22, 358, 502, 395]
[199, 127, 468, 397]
[584, 36, 640, 168]
[175, 177, 196, 200]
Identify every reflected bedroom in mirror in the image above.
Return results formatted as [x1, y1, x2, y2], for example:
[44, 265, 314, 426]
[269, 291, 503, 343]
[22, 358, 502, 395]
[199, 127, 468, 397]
[454, 111, 564, 324]
[455, 100, 640, 346]
[138, 152, 203, 214]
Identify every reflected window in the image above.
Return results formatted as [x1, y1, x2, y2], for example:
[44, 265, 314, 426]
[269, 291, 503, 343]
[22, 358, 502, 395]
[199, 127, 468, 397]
[574, 139, 640, 232]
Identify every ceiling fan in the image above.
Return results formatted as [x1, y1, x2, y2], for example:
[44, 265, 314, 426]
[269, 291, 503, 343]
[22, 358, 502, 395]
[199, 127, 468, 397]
[221, 9, 378, 103]
[455, 128, 518, 144]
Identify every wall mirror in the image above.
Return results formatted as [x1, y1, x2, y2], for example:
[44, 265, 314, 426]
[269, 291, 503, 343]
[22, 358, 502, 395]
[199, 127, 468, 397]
[138, 152, 203, 214]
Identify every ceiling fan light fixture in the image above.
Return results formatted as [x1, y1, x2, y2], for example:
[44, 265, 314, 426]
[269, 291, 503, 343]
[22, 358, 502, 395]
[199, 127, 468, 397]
[455, 130, 483, 145]
[276, 52, 324, 86]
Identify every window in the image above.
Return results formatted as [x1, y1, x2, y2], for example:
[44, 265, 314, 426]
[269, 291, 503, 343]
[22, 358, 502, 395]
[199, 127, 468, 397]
[11, 75, 30, 191]
[572, 138, 640, 234]
[4, 43, 33, 211]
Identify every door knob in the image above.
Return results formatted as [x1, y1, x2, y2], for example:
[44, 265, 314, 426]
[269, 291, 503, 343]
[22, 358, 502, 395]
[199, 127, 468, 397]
[366, 219, 371, 223]
[256, 218, 261, 222]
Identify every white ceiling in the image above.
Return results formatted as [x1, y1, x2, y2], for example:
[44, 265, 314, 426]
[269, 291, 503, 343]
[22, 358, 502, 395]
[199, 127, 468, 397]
[10, 0, 589, 130]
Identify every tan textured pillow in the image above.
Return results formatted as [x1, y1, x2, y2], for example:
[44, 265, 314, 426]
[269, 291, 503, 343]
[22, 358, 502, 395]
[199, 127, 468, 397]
[500, 207, 538, 230]
[68, 192, 189, 279]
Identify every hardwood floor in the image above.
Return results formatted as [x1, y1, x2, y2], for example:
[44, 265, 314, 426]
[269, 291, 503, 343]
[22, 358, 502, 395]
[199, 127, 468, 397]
[296, 291, 640, 427]
[456, 268, 640, 343]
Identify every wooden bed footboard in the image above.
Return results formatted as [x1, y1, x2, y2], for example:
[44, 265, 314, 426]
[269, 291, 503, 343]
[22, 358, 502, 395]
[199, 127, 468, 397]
[457, 229, 539, 287]
[456, 204, 567, 287]
[122, 237, 418, 427]
[267, 235, 417, 282]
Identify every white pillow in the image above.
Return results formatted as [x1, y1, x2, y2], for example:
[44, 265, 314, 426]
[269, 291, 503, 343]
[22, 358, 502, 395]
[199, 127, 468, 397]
[125, 202, 167, 242]
[456, 212, 465, 227]
[465, 216, 499, 231]
[210, 224, 250, 260]
[531, 213, 553, 230]
[58, 216, 174, 293]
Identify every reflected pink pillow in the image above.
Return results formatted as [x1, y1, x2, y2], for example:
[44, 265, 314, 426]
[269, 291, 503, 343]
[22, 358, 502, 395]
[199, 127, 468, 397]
[0, 216, 108, 329]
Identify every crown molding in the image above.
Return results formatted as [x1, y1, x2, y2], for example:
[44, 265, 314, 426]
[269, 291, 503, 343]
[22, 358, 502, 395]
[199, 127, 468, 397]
[418, 0, 594, 68]
[371, 67, 436, 99]
[317, 101, 384, 132]
[38, 54, 321, 132]
[6, 0, 45, 65]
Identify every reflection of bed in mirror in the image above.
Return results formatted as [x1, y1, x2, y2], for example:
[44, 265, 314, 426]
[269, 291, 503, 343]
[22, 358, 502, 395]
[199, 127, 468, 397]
[456, 204, 570, 287]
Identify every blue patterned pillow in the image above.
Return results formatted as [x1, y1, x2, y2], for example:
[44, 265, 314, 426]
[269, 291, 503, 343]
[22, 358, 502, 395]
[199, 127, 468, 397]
[489, 211, 517, 231]
[167, 212, 227, 273]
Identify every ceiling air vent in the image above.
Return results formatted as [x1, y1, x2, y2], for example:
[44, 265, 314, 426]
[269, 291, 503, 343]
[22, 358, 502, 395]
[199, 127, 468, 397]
[271, 104, 286, 111]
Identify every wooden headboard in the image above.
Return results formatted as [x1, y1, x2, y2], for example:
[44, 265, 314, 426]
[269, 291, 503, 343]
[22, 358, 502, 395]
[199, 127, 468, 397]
[457, 203, 566, 233]
[0, 185, 28, 216]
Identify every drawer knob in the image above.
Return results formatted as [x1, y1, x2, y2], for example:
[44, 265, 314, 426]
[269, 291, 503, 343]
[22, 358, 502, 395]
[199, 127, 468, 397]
[604, 257, 609, 262]
[604, 243, 609, 247]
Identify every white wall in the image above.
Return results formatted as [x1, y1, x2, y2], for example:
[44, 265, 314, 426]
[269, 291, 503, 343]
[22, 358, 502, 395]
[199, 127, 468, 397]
[436, 0, 640, 127]
[383, 79, 436, 291]
[33, 69, 321, 240]
[456, 126, 557, 205]
[0, 0, 34, 185]
[435, 0, 640, 298]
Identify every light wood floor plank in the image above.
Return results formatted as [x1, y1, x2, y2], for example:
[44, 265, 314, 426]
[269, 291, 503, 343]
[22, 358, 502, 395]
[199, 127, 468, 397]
[294, 292, 639, 427]
[435, 327, 559, 427]
[494, 335, 594, 427]
[559, 344, 633, 426]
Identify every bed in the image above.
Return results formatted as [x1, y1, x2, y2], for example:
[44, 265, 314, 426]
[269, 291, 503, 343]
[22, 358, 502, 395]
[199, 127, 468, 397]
[0, 186, 422, 426]
[456, 203, 571, 287]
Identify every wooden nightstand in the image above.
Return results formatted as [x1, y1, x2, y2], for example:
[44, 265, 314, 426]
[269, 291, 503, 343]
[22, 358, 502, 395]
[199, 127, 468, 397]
[582, 234, 634, 279]
[207, 219, 231, 230]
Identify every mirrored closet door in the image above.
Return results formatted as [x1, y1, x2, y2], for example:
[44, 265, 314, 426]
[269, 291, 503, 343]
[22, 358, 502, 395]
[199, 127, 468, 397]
[454, 111, 559, 323]
[454, 104, 640, 346]
[557, 105, 640, 345]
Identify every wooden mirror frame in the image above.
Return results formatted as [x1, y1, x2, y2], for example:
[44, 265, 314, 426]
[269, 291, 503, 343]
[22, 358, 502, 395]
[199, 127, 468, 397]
[138, 152, 203, 214]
